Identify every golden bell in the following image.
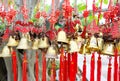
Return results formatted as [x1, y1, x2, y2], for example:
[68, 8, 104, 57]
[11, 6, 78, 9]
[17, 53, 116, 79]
[97, 37, 104, 51]
[38, 36, 49, 49]
[116, 41, 120, 55]
[7, 36, 19, 47]
[0, 46, 11, 57]
[57, 30, 68, 44]
[69, 39, 79, 53]
[46, 45, 57, 58]
[17, 36, 30, 49]
[79, 44, 89, 54]
[88, 35, 99, 51]
[32, 38, 39, 50]
[102, 43, 114, 56]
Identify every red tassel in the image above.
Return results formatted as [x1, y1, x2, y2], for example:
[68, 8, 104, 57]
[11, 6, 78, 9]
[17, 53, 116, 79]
[59, 48, 65, 81]
[90, 52, 95, 81]
[82, 55, 86, 81]
[97, 54, 102, 81]
[50, 59, 56, 81]
[35, 51, 39, 81]
[69, 52, 76, 81]
[119, 56, 120, 81]
[68, 53, 70, 80]
[22, 52, 27, 81]
[107, 57, 112, 81]
[64, 53, 68, 81]
[114, 49, 118, 81]
[42, 52, 46, 81]
[12, 50, 17, 81]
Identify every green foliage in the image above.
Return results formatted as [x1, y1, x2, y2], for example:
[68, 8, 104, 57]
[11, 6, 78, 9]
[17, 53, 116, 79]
[103, 0, 108, 5]
[77, 3, 86, 12]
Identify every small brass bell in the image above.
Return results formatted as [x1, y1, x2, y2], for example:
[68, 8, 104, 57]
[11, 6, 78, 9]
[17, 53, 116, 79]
[97, 32, 104, 51]
[69, 39, 79, 53]
[116, 41, 120, 55]
[0, 46, 11, 57]
[46, 45, 57, 58]
[97, 37, 104, 51]
[88, 35, 99, 51]
[32, 38, 39, 50]
[38, 36, 49, 49]
[57, 30, 68, 44]
[102, 43, 114, 56]
[7, 36, 19, 47]
[79, 39, 90, 54]
[17, 35, 30, 49]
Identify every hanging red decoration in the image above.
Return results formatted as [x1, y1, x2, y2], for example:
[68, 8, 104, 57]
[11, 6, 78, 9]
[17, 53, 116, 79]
[21, 0, 28, 20]
[35, 11, 41, 19]
[62, 0, 73, 18]
[67, 53, 70, 80]
[50, 59, 56, 81]
[107, 57, 112, 81]
[90, 52, 95, 81]
[83, 10, 89, 18]
[97, 53, 102, 81]
[114, 49, 118, 81]
[42, 52, 46, 81]
[69, 53, 76, 81]
[12, 50, 18, 81]
[119, 56, 120, 81]
[59, 48, 65, 81]
[22, 52, 27, 81]
[80, 26, 86, 38]
[35, 51, 39, 81]
[82, 55, 86, 81]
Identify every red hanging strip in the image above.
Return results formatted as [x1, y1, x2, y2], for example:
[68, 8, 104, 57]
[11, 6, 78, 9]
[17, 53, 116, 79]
[35, 51, 39, 81]
[97, 53, 102, 81]
[90, 52, 95, 81]
[50, 59, 56, 81]
[69, 53, 76, 81]
[82, 55, 86, 81]
[68, 53, 70, 80]
[114, 49, 118, 81]
[107, 57, 112, 81]
[42, 52, 46, 81]
[118, 56, 120, 81]
[64, 52, 68, 81]
[59, 48, 65, 81]
[73, 52, 77, 74]
[12, 50, 17, 81]
[22, 52, 27, 81]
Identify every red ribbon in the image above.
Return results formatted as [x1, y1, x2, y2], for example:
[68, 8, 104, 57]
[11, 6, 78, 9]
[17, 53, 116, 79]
[90, 52, 95, 81]
[68, 53, 70, 80]
[22, 52, 27, 81]
[82, 55, 86, 81]
[59, 48, 65, 81]
[97, 54, 101, 81]
[107, 57, 112, 81]
[114, 49, 118, 81]
[35, 51, 39, 81]
[119, 56, 120, 81]
[69, 52, 77, 81]
[12, 50, 17, 81]
[64, 53, 68, 81]
[50, 59, 56, 81]
[42, 52, 46, 81]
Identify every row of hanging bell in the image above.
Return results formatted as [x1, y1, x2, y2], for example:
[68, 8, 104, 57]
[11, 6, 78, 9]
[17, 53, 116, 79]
[0, 35, 18, 57]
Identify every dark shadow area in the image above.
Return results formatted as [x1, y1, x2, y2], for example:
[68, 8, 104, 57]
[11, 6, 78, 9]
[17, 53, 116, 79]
[0, 58, 7, 81]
